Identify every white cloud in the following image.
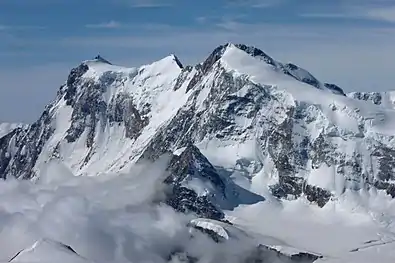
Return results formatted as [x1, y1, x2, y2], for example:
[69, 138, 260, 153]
[365, 6, 395, 22]
[84, 21, 174, 30]
[0, 24, 46, 31]
[227, 0, 284, 8]
[117, 0, 172, 7]
[85, 20, 122, 29]
[195, 16, 208, 24]
[300, 13, 350, 19]
[301, 1, 395, 23]
[0, 158, 259, 263]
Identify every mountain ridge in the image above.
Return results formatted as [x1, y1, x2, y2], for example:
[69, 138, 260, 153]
[1, 42, 395, 213]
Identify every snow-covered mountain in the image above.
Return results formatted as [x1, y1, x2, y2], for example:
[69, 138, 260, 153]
[2, 43, 395, 262]
[2, 43, 395, 206]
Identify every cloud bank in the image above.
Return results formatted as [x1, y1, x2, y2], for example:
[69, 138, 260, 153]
[0, 158, 263, 263]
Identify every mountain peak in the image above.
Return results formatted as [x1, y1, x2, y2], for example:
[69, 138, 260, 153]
[200, 42, 345, 96]
[169, 53, 183, 69]
[201, 43, 277, 74]
[93, 55, 112, 64]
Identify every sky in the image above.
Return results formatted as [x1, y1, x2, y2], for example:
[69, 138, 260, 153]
[1, 0, 395, 122]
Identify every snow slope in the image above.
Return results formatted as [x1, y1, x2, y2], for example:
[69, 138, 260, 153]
[228, 191, 395, 263]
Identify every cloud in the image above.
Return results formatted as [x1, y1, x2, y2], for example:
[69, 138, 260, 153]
[84, 21, 174, 30]
[0, 25, 46, 31]
[227, 0, 284, 8]
[364, 6, 395, 22]
[195, 16, 208, 24]
[301, 1, 395, 23]
[300, 13, 349, 19]
[62, 22, 392, 49]
[117, 0, 172, 8]
[215, 20, 245, 31]
[303, 9, 395, 23]
[0, 158, 260, 263]
[85, 21, 122, 29]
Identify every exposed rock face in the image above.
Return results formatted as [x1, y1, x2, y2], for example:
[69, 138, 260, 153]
[348, 90, 395, 110]
[0, 107, 55, 179]
[164, 145, 264, 220]
[0, 127, 26, 176]
[1, 43, 395, 216]
[324, 83, 345, 96]
[348, 91, 383, 105]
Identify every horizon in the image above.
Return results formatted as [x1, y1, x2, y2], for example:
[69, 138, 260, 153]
[1, 0, 395, 122]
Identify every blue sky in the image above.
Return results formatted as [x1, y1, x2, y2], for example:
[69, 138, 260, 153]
[1, 0, 395, 122]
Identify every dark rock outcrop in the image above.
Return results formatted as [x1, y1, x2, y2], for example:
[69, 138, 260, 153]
[164, 145, 227, 220]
